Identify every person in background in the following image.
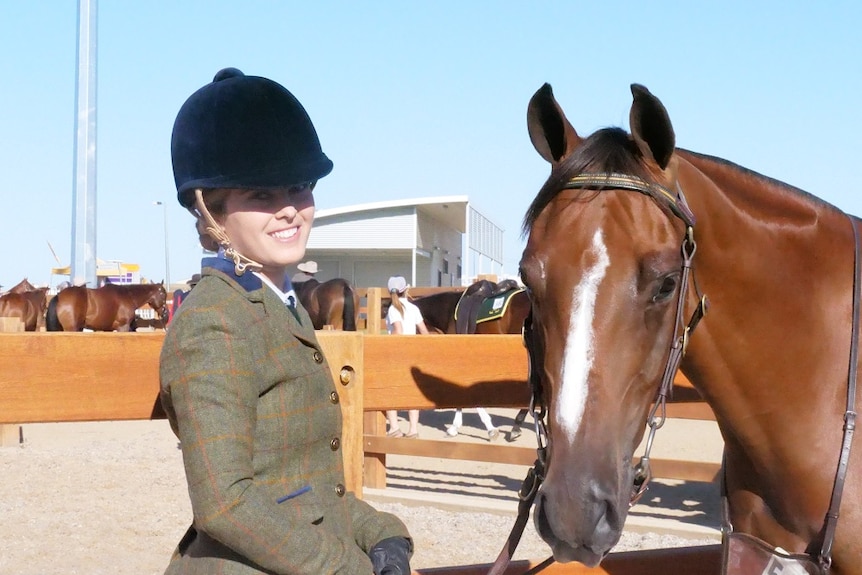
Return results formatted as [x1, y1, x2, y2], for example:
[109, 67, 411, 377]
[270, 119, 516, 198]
[168, 273, 199, 323]
[385, 275, 429, 438]
[160, 67, 412, 575]
[291, 260, 319, 283]
[446, 407, 500, 442]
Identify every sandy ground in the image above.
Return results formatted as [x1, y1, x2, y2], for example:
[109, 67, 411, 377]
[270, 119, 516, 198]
[0, 409, 722, 574]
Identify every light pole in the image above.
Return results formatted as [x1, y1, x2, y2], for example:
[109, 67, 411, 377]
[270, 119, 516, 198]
[153, 201, 171, 288]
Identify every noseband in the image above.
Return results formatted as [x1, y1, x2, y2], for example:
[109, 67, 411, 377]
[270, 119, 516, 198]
[488, 172, 708, 575]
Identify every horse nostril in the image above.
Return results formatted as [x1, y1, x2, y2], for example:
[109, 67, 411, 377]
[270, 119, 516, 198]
[587, 485, 624, 533]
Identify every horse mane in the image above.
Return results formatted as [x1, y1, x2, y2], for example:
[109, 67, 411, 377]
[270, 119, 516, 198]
[522, 128, 654, 236]
[679, 149, 835, 211]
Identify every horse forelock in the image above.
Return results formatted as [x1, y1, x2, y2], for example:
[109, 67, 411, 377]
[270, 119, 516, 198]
[522, 128, 655, 237]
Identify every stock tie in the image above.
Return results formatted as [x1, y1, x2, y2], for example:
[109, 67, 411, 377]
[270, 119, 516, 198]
[286, 294, 301, 324]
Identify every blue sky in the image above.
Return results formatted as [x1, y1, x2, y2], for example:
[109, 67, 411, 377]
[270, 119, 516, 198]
[1, 2, 860, 289]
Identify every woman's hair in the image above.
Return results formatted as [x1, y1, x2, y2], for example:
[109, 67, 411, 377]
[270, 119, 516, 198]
[390, 290, 405, 317]
[194, 188, 231, 252]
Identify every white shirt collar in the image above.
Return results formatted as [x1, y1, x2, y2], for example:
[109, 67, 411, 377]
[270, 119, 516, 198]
[253, 272, 296, 306]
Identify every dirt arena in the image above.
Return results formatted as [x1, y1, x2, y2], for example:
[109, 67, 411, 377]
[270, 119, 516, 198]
[0, 409, 721, 574]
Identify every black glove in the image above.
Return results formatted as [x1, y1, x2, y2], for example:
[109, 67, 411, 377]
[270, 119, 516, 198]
[369, 536, 411, 575]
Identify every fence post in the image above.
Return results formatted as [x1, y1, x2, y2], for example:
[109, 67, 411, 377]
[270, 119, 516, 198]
[316, 331, 365, 497]
[0, 317, 24, 445]
[363, 411, 387, 489]
[365, 287, 382, 334]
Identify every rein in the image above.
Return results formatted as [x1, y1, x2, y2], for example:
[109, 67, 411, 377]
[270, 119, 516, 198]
[720, 216, 860, 573]
[487, 173, 707, 574]
[819, 215, 860, 567]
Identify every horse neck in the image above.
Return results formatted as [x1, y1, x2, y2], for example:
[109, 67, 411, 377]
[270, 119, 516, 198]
[118, 284, 163, 307]
[677, 152, 854, 424]
[9, 279, 35, 294]
[678, 151, 835, 233]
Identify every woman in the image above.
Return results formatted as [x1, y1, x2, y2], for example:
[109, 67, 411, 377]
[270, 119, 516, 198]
[160, 67, 412, 575]
[384, 276, 429, 438]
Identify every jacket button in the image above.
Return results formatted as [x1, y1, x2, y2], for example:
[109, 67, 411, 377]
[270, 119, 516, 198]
[330, 391, 339, 404]
[330, 437, 340, 451]
[335, 483, 346, 497]
[313, 351, 324, 363]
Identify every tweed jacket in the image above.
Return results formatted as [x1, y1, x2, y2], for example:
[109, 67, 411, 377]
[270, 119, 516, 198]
[160, 258, 410, 574]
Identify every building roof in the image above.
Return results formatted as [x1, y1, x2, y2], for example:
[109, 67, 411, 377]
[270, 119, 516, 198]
[315, 196, 469, 233]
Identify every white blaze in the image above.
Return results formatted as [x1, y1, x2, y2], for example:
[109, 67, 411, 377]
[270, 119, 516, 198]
[556, 229, 610, 442]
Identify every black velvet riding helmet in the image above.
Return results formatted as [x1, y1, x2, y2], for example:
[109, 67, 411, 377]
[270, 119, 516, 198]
[171, 67, 333, 208]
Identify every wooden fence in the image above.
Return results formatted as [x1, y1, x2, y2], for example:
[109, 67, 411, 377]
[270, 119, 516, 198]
[355, 286, 718, 487]
[0, 330, 720, 573]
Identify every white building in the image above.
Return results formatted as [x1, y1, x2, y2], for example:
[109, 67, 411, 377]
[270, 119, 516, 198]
[299, 196, 505, 288]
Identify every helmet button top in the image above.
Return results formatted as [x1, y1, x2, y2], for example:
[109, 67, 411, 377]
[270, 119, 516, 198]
[213, 67, 245, 82]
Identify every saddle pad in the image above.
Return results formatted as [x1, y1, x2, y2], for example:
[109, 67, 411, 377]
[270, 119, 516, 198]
[473, 288, 525, 324]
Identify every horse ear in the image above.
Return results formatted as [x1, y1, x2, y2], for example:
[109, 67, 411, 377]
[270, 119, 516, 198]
[527, 83, 583, 164]
[629, 84, 675, 170]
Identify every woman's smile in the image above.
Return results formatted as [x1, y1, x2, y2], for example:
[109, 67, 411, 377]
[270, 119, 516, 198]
[269, 227, 299, 241]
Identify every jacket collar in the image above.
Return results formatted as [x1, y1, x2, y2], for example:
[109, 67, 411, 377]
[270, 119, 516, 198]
[200, 255, 317, 342]
[201, 255, 293, 294]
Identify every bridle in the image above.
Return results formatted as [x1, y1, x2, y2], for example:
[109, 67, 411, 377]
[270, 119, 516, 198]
[487, 172, 708, 575]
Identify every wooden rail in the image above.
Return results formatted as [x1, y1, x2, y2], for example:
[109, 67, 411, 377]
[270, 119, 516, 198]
[0, 332, 718, 484]
[415, 546, 721, 574]
[0, 331, 721, 574]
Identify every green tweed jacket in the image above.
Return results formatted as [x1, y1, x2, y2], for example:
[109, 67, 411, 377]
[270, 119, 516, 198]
[160, 259, 410, 574]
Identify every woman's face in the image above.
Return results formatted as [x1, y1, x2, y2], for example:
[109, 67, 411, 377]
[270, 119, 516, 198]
[218, 183, 315, 284]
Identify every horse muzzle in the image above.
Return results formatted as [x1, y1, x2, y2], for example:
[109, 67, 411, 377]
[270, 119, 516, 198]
[533, 483, 625, 566]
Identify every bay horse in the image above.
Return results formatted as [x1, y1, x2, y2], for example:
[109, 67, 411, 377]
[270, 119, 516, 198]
[294, 278, 359, 331]
[45, 282, 167, 332]
[2, 278, 38, 295]
[518, 83, 861, 572]
[413, 281, 532, 441]
[413, 280, 530, 336]
[0, 286, 49, 331]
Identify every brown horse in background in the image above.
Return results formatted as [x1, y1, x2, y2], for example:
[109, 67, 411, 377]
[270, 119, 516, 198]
[294, 278, 359, 331]
[412, 280, 529, 335]
[412, 280, 532, 441]
[0, 282, 49, 331]
[2, 278, 38, 295]
[45, 283, 167, 332]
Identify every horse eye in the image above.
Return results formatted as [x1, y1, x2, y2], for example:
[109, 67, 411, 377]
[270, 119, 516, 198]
[652, 274, 678, 303]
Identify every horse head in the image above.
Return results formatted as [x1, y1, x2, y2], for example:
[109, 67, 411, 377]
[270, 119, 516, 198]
[148, 283, 169, 320]
[8, 278, 37, 294]
[520, 83, 694, 566]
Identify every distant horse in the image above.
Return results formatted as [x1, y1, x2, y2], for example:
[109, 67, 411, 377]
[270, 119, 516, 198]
[294, 278, 359, 331]
[2, 278, 38, 295]
[45, 283, 167, 332]
[413, 280, 529, 335]
[517, 82, 861, 571]
[413, 280, 531, 441]
[0, 287, 49, 331]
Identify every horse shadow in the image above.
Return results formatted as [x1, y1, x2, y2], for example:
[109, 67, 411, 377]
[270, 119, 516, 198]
[407, 366, 530, 408]
[406, 367, 721, 531]
[627, 480, 721, 530]
[384, 465, 526, 504]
